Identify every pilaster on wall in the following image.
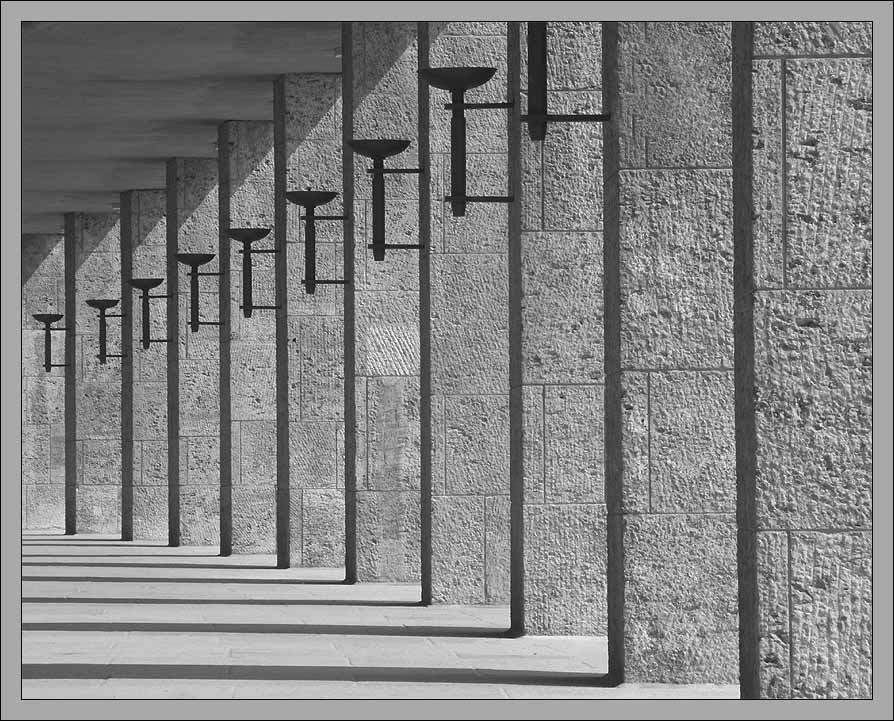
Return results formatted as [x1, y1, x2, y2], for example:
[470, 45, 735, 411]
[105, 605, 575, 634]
[426, 21, 510, 604]
[219, 121, 278, 555]
[511, 21, 607, 635]
[22, 232, 66, 531]
[603, 22, 739, 683]
[351, 22, 422, 583]
[67, 212, 123, 534]
[740, 21, 872, 699]
[121, 190, 168, 541]
[166, 158, 220, 547]
[274, 73, 346, 568]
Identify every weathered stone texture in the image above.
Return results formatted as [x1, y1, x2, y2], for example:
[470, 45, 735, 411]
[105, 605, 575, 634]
[76, 484, 120, 534]
[302, 488, 345, 566]
[132, 486, 167, 540]
[619, 169, 733, 369]
[444, 394, 509, 496]
[623, 514, 739, 683]
[789, 531, 872, 698]
[753, 291, 871, 529]
[544, 385, 603, 504]
[616, 22, 732, 168]
[366, 376, 420, 491]
[650, 371, 735, 513]
[525, 503, 607, 635]
[785, 58, 872, 288]
[179, 485, 220, 546]
[754, 22, 872, 56]
[431, 495, 484, 603]
[756, 530, 791, 698]
[355, 490, 420, 582]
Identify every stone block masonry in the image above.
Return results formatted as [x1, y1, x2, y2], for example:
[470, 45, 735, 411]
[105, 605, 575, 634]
[121, 189, 168, 541]
[275, 72, 346, 568]
[166, 158, 220, 547]
[738, 21, 872, 699]
[66, 213, 123, 534]
[22, 232, 66, 531]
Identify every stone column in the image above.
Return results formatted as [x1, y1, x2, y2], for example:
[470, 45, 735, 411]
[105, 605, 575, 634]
[602, 22, 739, 683]
[121, 190, 168, 541]
[738, 21, 872, 699]
[22, 232, 66, 531]
[219, 121, 278, 556]
[426, 21, 510, 604]
[509, 21, 607, 634]
[166, 158, 220, 547]
[66, 212, 123, 534]
[274, 73, 345, 568]
[350, 22, 422, 584]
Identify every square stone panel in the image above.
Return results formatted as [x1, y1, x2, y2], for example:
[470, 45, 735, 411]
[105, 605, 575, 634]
[231, 484, 276, 554]
[623, 513, 739, 683]
[302, 488, 345, 567]
[132, 485, 168, 541]
[444, 394, 509, 496]
[355, 291, 419, 378]
[290, 421, 338, 489]
[133, 381, 168, 441]
[138, 440, 167, 486]
[431, 495, 484, 603]
[430, 254, 508, 394]
[367, 376, 421, 491]
[356, 490, 421, 583]
[238, 420, 276, 488]
[298, 319, 343, 421]
[754, 22, 872, 56]
[23, 376, 65, 426]
[23, 484, 64, 531]
[78, 440, 121, 486]
[231, 342, 276, 422]
[524, 503, 607, 635]
[284, 73, 340, 143]
[544, 385, 603, 504]
[619, 169, 734, 369]
[789, 531, 871, 699]
[186, 435, 219, 486]
[785, 58, 872, 288]
[76, 484, 120, 534]
[22, 423, 49, 485]
[650, 371, 736, 513]
[179, 484, 220, 546]
[484, 495, 511, 604]
[545, 22, 602, 91]
[521, 231, 603, 384]
[754, 290, 871, 529]
[179, 359, 221, 436]
[616, 22, 732, 168]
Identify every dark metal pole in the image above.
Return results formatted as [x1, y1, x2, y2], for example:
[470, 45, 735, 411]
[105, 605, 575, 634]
[141, 290, 151, 349]
[189, 267, 200, 332]
[305, 208, 317, 294]
[43, 323, 52, 372]
[242, 241, 253, 318]
[97, 309, 108, 364]
[450, 89, 467, 217]
[528, 22, 548, 141]
[371, 158, 386, 260]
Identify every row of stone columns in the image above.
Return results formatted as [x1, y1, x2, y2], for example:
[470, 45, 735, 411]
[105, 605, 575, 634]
[21, 20, 872, 697]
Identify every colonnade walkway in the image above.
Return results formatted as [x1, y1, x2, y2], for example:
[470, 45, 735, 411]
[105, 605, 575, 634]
[21, 534, 738, 699]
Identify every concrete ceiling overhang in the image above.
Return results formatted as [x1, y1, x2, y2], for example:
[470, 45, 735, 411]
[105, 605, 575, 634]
[22, 21, 341, 234]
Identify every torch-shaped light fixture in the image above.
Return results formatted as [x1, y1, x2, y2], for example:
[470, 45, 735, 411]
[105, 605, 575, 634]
[128, 277, 171, 350]
[32, 313, 68, 372]
[226, 227, 279, 317]
[175, 253, 221, 332]
[285, 190, 348, 295]
[84, 298, 125, 364]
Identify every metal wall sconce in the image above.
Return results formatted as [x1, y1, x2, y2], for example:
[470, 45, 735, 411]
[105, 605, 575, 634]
[129, 278, 171, 350]
[227, 228, 280, 317]
[176, 253, 222, 332]
[523, 22, 610, 141]
[84, 298, 125, 364]
[32, 313, 68, 372]
[285, 191, 349, 295]
[348, 139, 424, 261]
[418, 67, 514, 217]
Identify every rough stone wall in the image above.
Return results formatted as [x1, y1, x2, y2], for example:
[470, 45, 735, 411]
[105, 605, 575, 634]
[122, 190, 168, 540]
[22, 233, 66, 531]
[603, 22, 739, 682]
[516, 22, 607, 634]
[427, 21, 510, 604]
[275, 73, 346, 567]
[220, 121, 278, 554]
[749, 21, 872, 699]
[68, 213, 123, 534]
[351, 22, 421, 583]
[167, 158, 220, 546]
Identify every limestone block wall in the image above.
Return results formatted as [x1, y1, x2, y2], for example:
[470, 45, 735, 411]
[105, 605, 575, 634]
[68, 212, 123, 534]
[426, 21, 510, 604]
[219, 121, 278, 554]
[514, 21, 607, 634]
[121, 190, 168, 541]
[22, 233, 66, 531]
[167, 158, 220, 546]
[350, 22, 422, 583]
[745, 21, 872, 699]
[603, 22, 739, 682]
[275, 73, 346, 567]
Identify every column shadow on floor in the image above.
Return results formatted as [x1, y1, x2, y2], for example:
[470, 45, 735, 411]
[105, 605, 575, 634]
[22, 597, 423, 607]
[22, 553, 224, 559]
[22, 542, 173, 548]
[21, 663, 614, 686]
[22, 562, 276, 570]
[22, 622, 510, 638]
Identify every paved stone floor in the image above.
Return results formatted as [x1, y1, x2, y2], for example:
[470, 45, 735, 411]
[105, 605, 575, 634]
[21, 534, 739, 699]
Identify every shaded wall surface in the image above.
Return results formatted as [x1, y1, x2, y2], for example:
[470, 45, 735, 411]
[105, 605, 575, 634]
[22, 233, 66, 531]
[746, 20, 872, 699]
[276, 72, 346, 567]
